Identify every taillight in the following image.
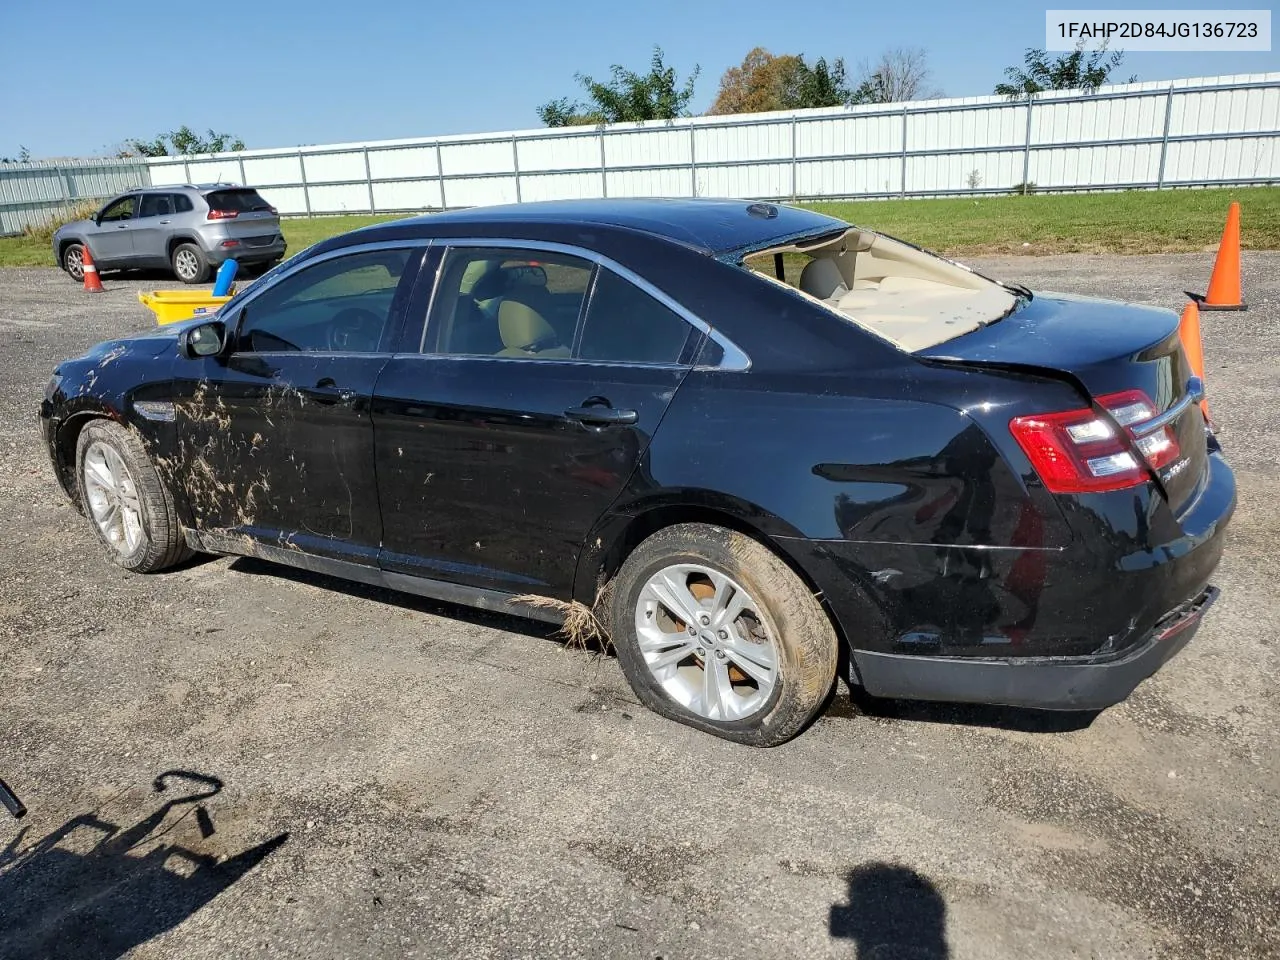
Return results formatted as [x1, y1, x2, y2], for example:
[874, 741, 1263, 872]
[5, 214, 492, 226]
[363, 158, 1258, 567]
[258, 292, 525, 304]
[1010, 389, 1179, 493]
[206, 208, 238, 220]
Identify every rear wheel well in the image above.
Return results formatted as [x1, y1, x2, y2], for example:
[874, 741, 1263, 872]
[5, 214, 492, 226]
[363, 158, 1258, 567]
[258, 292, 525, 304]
[167, 235, 202, 259]
[589, 505, 850, 654]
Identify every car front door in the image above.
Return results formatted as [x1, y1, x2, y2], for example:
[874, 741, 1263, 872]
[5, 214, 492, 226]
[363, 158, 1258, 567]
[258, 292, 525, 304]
[132, 193, 175, 265]
[371, 242, 703, 597]
[170, 242, 427, 564]
[88, 194, 140, 265]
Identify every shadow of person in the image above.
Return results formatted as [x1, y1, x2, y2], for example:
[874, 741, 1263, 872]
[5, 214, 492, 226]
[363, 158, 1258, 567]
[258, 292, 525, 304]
[0, 770, 287, 960]
[830, 862, 949, 959]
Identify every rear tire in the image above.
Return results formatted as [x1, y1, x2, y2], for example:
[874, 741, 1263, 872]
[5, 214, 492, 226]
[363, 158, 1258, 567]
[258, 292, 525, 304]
[62, 243, 85, 282]
[75, 420, 192, 573]
[172, 242, 210, 284]
[609, 523, 838, 746]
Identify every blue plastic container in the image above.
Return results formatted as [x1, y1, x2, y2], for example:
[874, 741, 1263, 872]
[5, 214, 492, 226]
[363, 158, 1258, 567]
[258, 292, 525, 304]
[212, 259, 239, 297]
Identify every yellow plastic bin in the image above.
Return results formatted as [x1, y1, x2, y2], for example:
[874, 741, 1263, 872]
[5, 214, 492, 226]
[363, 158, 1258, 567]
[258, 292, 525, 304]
[138, 290, 235, 326]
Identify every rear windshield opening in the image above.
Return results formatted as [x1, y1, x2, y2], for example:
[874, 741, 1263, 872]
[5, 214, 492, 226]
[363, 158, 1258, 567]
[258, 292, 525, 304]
[739, 229, 1018, 353]
[205, 189, 273, 213]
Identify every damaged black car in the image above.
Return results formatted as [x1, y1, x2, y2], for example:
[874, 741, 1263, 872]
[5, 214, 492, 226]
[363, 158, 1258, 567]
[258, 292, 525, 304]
[40, 199, 1234, 745]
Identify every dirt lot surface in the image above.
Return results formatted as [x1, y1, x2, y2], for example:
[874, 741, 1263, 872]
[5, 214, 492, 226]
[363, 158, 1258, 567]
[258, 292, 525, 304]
[1, 256, 1277, 959]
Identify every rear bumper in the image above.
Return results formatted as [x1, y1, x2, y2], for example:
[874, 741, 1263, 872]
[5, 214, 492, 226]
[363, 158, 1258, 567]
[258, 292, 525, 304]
[205, 236, 286, 266]
[853, 587, 1218, 710]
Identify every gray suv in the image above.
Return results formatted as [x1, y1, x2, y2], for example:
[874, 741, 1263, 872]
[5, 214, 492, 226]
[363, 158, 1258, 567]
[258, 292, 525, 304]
[53, 184, 286, 284]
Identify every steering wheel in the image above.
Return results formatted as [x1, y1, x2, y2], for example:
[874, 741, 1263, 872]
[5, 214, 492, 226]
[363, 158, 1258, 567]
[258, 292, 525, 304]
[328, 307, 381, 351]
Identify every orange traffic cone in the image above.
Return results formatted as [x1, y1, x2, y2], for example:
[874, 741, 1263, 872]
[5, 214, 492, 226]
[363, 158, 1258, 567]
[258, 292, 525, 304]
[81, 245, 104, 293]
[1177, 301, 1210, 420]
[1188, 201, 1246, 311]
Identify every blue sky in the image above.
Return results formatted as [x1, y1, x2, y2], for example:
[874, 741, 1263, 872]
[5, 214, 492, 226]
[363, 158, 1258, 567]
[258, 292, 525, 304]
[2, 0, 1275, 158]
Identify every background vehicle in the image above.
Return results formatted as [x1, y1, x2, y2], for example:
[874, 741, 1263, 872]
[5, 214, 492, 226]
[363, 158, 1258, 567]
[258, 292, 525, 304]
[52, 185, 285, 284]
[38, 199, 1233, 745]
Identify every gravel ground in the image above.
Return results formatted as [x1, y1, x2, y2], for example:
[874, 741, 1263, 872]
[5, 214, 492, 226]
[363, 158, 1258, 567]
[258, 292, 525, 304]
[1, 255, 1277, 960]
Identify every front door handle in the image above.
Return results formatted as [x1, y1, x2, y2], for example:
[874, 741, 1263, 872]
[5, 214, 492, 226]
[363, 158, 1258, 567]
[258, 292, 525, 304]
[565, 404, 638, 426]
[159, 219, 171, 224]
[313, 378, 358, 405]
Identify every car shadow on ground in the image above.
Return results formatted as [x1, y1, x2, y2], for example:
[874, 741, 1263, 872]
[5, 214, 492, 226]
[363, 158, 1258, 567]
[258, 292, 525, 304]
[829, 684, 1100, 733]
[829, 861, 950, 958]
[227, 556, 562, 643]
[0, 770, 287, 960]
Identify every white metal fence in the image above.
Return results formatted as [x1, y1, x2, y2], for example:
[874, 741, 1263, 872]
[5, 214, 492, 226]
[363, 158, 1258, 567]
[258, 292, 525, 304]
[145, 72, 1279, 217]
[0, 158, 150, 236]
[2, 72, 1276, 237]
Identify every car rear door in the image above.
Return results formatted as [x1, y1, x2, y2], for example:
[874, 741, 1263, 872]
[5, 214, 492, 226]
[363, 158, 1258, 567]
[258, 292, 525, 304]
[371, 242, 705, 598]
[169, 242, 427, 564]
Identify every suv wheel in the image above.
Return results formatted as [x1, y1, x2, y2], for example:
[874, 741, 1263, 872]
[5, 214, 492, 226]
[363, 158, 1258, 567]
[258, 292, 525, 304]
[609, 523, 839, 746]
[172, 243, 210, 284]
[62, 243, 85, 282]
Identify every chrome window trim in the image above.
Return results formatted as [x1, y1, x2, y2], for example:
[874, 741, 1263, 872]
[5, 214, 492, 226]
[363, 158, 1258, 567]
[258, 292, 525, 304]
[220, 238, 430, 317]
[423, 237, 750, 371]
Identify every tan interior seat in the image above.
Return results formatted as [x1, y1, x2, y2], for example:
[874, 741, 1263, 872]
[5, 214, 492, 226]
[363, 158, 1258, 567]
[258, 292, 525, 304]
[798, 258, 849, 302]
[497, 299, 571, 358]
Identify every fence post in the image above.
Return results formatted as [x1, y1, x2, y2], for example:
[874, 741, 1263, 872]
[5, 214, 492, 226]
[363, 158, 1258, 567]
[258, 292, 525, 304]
[237, 155, 247, 187]
[900, 105, 909, 197]
[298, 150, 312, 215]
[790, 115, 798, 202]
[599, 130, 608, 198]
[182, 159, 191, 185]
[689, 125, 697, 197]
[1157, 84, 1176, 189]
[511, 134, 522, 203]
[1021, 96, 1034, 193]
[363, 147, 375, 213]
[436, 142, 447, 210]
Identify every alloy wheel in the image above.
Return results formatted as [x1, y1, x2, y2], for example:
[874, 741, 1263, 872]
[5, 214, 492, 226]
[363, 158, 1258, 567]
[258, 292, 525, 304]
[83, 441, 144, 555]
[174, 249, 199, 281]
[65, 246, 84, 281]
[634, 563, 779, 721]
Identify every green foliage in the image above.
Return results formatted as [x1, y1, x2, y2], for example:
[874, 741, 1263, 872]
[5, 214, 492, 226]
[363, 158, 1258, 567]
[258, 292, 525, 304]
[795, 57, 852, 108]
[1, 146, 32, 164]
[1009, 181, 1037, 195]
[21, 201, 100, 244]
[996, 42, 1136, 98]
[537, 47, 700, 127]
[119, 126, 247, 157]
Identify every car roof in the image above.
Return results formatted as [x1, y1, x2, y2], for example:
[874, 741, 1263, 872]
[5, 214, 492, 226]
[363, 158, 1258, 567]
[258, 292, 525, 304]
[391, 198, 848, 256]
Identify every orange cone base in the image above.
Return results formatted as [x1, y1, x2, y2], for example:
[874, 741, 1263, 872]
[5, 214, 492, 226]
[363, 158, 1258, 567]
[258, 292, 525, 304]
[1185, 291, 1246, 312]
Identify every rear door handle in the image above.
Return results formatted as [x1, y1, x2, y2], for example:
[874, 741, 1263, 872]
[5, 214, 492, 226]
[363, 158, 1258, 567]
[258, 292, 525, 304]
[565, 405, 638, 426]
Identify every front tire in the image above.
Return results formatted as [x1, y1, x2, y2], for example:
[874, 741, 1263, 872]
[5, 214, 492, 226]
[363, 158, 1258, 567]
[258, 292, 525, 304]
[75, 420, 192, 572]
[609, 523, 839, 746]
[62, 243, 85, 282]
[171, 242, 210, 284]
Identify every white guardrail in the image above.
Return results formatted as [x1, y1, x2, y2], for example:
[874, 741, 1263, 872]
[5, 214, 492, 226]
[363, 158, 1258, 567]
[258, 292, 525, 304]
[2, 72, 1277, 235]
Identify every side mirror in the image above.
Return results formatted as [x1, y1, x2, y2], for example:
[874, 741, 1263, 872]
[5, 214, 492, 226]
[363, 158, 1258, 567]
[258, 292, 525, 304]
[178, 320, 227, 359]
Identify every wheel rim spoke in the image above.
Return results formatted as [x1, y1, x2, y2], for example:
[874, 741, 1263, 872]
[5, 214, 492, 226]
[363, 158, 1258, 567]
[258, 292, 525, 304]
[83, 441, 143, 556]
[635, 562, 779, 723]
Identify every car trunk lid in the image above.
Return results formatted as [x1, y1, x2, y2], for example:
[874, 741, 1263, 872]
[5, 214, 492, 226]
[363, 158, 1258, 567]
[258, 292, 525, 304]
[919, 292, 1209, 513]
[204, 189, 280, 239]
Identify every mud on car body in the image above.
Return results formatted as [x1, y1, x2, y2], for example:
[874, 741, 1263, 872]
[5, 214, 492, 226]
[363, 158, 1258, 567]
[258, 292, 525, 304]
[40, 199, 1234, 745]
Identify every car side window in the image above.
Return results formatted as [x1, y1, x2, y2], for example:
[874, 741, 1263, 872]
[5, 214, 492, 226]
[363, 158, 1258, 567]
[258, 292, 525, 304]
[99, 196, 137, 222]
[173, 193, 193, 213]
[427, 248, 593, 359]
[138, 194, 173, 218]
[236, 248, 413, 353]
[577, 268, 696, 365]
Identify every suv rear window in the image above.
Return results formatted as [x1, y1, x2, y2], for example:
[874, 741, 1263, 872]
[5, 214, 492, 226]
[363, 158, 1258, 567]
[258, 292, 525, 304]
[205, 189, 272, 213]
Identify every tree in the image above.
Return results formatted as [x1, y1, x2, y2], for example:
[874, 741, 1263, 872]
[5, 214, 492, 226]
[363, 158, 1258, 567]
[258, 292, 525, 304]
[995, 42, 1135, 98]
[709, 47, 807, 114]
[119, 126, 246, 157]
[795, 57, 853, 108]
[537, 46, 700, 126]
[1, 145, 32, 164]
[850, 48, 943, 104]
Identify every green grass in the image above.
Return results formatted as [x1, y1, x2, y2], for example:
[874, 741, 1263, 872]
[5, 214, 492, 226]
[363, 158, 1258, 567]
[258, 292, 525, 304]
[2, 187, 1276, 268]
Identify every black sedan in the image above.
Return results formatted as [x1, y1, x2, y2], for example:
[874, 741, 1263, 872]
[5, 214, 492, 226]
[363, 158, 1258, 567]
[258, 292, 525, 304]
[40, 199, 1234, 745]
